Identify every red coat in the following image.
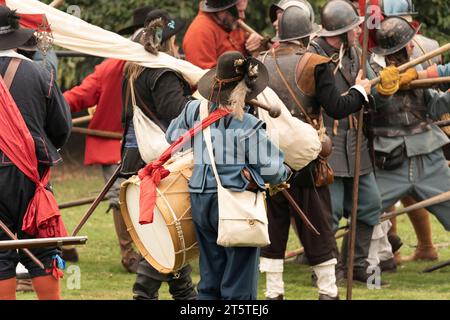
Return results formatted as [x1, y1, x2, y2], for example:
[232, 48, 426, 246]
[64, 59, 126, 166]
[183, 11, 247, 69]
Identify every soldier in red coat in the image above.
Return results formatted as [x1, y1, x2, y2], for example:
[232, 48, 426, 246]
[62, 7, 153, 273]
[64, 58, 141, 273]
[183, 0, 262, 69]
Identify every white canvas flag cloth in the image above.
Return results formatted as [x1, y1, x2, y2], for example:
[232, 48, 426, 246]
[6, 0, 320, 170]
[5, 0, 206, 85]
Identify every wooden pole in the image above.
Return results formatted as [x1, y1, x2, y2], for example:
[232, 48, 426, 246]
[72, 115, 93, 126]
[237, 20, 263, 38]
[71, 127, 122, 140]
[59, 196, 107, 210]
[72, 165, 122, 236]
[347, 0, 370, 301]
[0, 219, 44, 269]
[421, 259, 450, 273]
[285, 230, 348, 259]
[370, 43, 450, 86]
[381, 190, 450, 221]
[434, 118, 450, 128]
[401, 76, 450, 90]
[49, 0, 65, 8]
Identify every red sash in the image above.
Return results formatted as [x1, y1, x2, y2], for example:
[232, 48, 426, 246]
[138, 107, 230, 224]
[0, 59, 67, 238]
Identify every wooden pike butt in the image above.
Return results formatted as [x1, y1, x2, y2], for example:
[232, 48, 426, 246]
[347, 0, 371, 300]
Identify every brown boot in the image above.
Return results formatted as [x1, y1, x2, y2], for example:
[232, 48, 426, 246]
[403, 245, 438, 262]
[401, 197, 438, 262]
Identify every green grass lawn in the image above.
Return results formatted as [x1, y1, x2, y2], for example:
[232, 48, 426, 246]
[17, 165, 450, 300]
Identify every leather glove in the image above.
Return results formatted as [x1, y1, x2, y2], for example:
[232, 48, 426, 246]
[376, 65, 400, 96]
[399, 68, 419, 88]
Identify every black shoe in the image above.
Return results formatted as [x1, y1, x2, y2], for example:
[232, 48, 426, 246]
[319, 293, 339, 300]
[335, 266, 345, 283]
[380, 258, 397, 273]
[266, 294, 284, 300]
[352, 267, 390, 287]
[388, 234, 403, 253]
[61, 247, 79, 263]
[295, 253, 310, 265]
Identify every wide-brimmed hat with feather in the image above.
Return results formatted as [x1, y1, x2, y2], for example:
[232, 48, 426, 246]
[198, 51, 268, 116]
[0, 6, 35, 51]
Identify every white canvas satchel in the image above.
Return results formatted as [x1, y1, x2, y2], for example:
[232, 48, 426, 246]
[200, 101, 270, 248]
[130, 79, 170, 163]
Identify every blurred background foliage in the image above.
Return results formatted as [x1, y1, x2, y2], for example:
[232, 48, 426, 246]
[39, 0, 449, 90]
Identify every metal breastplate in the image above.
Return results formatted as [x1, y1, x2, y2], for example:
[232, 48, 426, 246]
[370, 56, 430, 137]
[260, 48, 320, 121]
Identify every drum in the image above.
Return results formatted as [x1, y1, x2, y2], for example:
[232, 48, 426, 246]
[119, 151, 199, 274]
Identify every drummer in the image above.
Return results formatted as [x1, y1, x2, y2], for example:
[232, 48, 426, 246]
[166, 51, 291, 300]
[121, 10, 197, 300]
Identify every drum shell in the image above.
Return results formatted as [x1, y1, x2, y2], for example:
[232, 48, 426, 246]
[119, 153, 199, 274]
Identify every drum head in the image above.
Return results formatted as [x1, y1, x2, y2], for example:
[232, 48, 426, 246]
[125, 182, 176, 270]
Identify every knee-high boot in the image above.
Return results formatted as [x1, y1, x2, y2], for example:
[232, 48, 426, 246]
[340, 222, 380, 283]
[403, 207, 438, 261]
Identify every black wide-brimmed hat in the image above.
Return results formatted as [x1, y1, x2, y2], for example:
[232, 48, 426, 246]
[198, 51, 269, 105]
[118, 6, 153, 35]
[144, 9, 185, 43]
[0, 6, 35, 51]
[372, 16, 418, 56]
[200, 0, 239, 13]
